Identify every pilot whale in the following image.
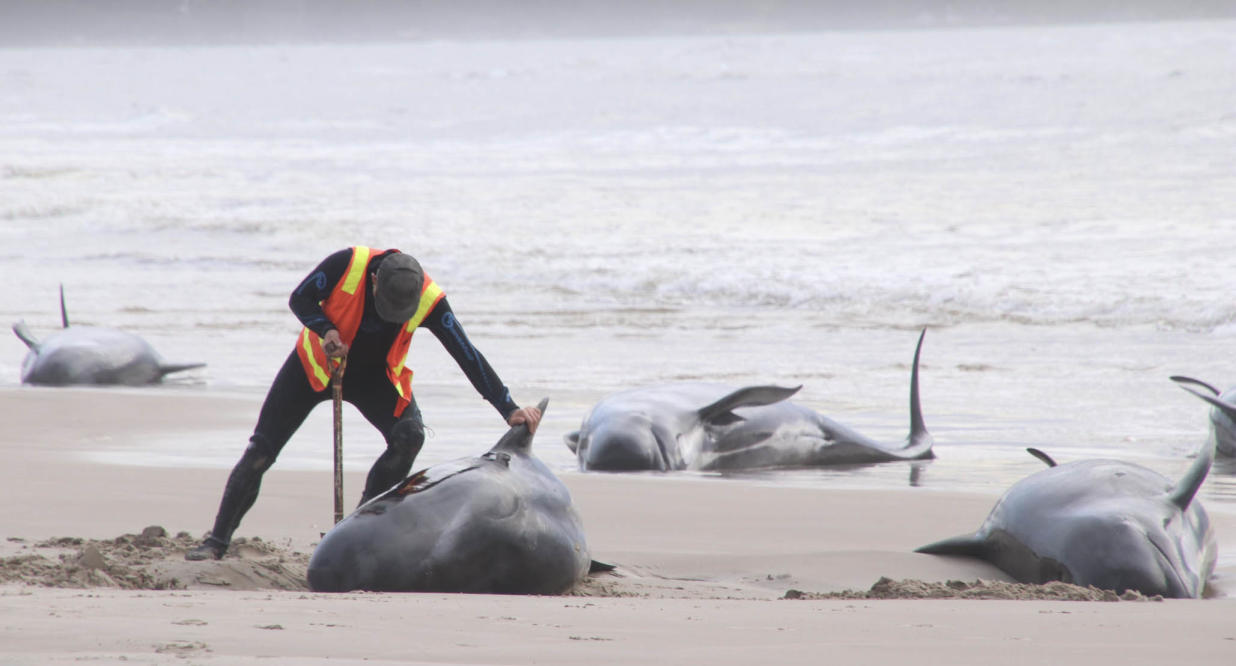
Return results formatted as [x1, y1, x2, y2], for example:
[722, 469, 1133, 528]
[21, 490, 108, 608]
[565, 330, 933, 471]
[308, 398, 594, 594]
[915, 379, 1220, 599]
[1169, 375, 1236, 458]
[13, 286, 204, 386]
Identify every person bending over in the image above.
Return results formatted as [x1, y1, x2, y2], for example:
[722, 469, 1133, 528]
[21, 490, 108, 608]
[186, 246, 541, 561]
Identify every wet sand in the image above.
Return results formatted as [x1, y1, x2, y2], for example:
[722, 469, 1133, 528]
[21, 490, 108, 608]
[2, 386, 1234, 664]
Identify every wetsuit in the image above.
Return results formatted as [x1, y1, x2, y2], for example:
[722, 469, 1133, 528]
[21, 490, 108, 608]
[199, 248, 519, 554]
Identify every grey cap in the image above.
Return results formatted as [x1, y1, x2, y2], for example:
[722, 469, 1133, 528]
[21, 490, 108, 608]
[373, 253, 425, 323]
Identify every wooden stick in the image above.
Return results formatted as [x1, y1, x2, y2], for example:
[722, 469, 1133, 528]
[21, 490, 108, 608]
[331, 357, 347, 524]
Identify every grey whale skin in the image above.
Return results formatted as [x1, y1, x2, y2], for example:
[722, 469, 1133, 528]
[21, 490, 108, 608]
[1169, 376, 1236, 458]
[915, 378, 1223, 599]
[565, 330, 933, 471]
[12, 287, 204, 386]
[308, 398, 591, 594]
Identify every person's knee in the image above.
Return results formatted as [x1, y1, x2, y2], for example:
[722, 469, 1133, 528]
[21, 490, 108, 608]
[241, 435, 277, 472]
[387, 418, 425, 456]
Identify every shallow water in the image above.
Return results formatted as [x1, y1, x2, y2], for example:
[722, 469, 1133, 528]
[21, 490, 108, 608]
[2, 20, 1235, 510]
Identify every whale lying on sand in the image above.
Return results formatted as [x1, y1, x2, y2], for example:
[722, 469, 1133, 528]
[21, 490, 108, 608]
[1169, 376, 1236, 458]
[308, 398, 594, 594]
[565, 330, 934, 472]
[915, 379, 1221, 599]
[12, 286, 204, 386]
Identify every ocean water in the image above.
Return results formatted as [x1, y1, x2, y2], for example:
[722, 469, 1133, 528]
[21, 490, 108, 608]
[2, 20, 1235, 511]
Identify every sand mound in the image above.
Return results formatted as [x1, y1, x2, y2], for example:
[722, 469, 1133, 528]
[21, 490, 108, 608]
[784, 577, 1165, 602]
[0, 526, 310, 591]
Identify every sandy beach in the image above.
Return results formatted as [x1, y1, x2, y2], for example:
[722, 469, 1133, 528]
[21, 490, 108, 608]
[2, 387, 1234, 665]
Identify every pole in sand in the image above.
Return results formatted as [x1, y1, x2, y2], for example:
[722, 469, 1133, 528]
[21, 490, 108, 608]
[331, 357, 347, 525]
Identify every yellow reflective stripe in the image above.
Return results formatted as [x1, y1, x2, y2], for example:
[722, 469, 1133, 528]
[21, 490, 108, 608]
[340, 246, 372, 295]
[300, 329, 331, 388]
[404, 280, 444, 332]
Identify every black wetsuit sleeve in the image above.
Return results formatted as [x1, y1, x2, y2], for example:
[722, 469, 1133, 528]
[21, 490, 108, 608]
[288, 249, 353, 338]
[423, 297, 520, 421]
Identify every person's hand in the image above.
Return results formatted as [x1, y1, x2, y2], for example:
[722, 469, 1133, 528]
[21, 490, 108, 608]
[322, 329, 349, 358]
[508, 406, 542, 434]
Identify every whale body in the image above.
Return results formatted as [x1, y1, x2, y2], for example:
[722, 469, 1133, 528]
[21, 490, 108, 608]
[308, 398, 592, 594]
[916, 379, 1221, 599]
[13, 287, 204, 386]
[566, 330, 933, 472]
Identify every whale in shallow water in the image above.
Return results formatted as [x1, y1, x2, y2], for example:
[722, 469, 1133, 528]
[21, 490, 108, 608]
[308, 398, 594, 594]
[915, 379, 1221, 599]
[565, 330, 934, 472]
[1169, 376, 1236, 458]
[13, 287, 204, 386]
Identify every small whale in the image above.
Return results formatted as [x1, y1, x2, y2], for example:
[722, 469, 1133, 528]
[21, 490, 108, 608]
[13, 286, 204, 386]
[915, 378, 1220, 598]
[566, 330, 933, 471]
[308, 398, 595, 594]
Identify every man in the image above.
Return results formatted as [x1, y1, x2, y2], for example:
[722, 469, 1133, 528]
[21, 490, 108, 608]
[186, 246, 541, 561]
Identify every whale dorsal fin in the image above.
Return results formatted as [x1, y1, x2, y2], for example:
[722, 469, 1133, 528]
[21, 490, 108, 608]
[12, 321, 38, 349]
[1169, 375, 1220, 396]
[59, 284, 69, 328]
[158, 362, 207, 377]
[1171, 378, 1222, 510]
[1026, 447, 1058, 467]
[697, 385, 801, 426]
[490, 397, 549, 455]
[902, 329, 933, 456]
[564, 430, 580, 454]
[915, 533, 986, 557]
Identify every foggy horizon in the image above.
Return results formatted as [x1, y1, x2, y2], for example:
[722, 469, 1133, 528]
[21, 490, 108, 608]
[4, 0, 1235, 47]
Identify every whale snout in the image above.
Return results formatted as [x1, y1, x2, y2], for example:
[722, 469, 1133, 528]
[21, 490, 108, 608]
[307, 563, 352, 593]
[582, 428, 664, 471]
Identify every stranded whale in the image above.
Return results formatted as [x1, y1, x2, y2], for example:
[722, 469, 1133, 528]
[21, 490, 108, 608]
[308, 398, 593, 594]
[13, 287, 204, 386]
[915, 379, 1220, 599]
[565, 330, 933, 471]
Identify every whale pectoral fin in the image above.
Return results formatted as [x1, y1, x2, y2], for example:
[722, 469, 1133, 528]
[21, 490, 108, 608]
[915, 534, 986, 557]
[697, 385, 802, 425]
[12, 321, 38, 349]
[706, 411, 744, 426]
[1026, 447, 1058, 467]
[564, 431, 581, 454]
[589, 560, 616, 574]
[158, 362, 207, 377]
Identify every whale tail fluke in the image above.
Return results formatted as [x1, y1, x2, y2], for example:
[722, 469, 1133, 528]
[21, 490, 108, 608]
[902, 329, 934, 459]
[1170, 376, 1222, 511]
[1169, 375, 1220, 397]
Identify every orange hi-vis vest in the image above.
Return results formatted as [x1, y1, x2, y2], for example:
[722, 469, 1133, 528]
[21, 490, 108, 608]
[295, 246, 445, 417]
